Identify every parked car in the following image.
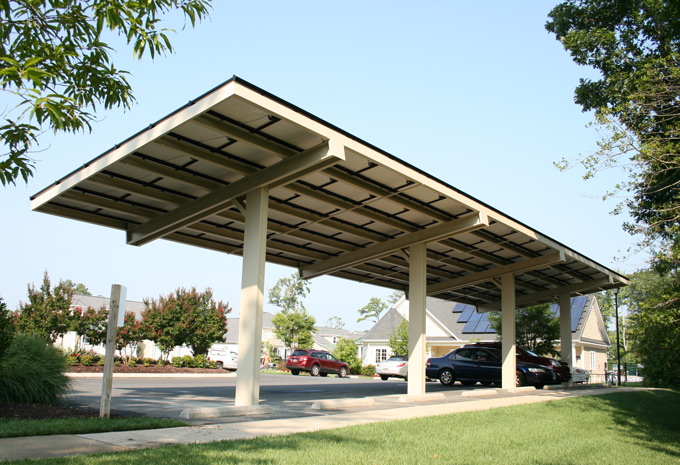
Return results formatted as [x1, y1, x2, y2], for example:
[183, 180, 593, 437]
[376, 355, 408, 381]
[207, 348, 238, 371]
[572, 367, 590, 383]
[286, 349, 349, 378]
[465, 342, 571, 383]
[426, 347, 559, 388]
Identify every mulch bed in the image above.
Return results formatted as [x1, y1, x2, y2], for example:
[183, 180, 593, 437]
[67, 364, 226, 374]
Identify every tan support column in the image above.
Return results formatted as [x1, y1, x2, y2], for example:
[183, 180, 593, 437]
[559, 292, 573, 387]
[501, 273, 516, 390]
[235, 187, 268, 407]
[407, 242, 427, 396]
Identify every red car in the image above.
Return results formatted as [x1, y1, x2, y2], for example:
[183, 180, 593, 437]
[464, 342, 571, 383]
[286, 349, 349, 378]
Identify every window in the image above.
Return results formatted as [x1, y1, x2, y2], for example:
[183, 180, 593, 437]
[454, 349, 474, 360]
[590, 351, 596, 371]
[376, 349, 388, 363]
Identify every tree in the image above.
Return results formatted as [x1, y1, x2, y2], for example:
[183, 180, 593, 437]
[143, 287, 229, 359]
[357, 297, 387, 324]
[116, 311, 144, 360]
[487, 304, 561, 357]
[546, 1, 680, 273]
[623, 269, 679, 387]
[271, 311, 316, 351]
[386, 291, 404, 306]
[268, 273, 310, 314]
[0, 0, 212, 185]
[71, 305, 108, 349]
[332, 337, 360, 373]
[0, 296, 15, 361]
[388, 318, 409, 356]
[325, 316, 345, 329]
[268, 273, 315, 351]
[15, 271, 75, 343]
[62, 280, 91, 296]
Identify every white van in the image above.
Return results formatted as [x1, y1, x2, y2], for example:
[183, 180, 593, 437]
[207, 348, 238, 371]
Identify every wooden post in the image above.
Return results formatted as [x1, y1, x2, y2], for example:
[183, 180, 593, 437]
[100, 284, 126, 419]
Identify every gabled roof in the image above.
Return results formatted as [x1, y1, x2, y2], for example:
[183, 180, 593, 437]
[32, 76, 627, 312]
[225, 312, 275, 343]
[362, 307, 406, 341]
[70, 294, 146, 319]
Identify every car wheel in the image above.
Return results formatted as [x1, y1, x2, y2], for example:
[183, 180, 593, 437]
[320, 373, 328, 377]
[380, 375, 389, 381]
[339, 367, 348, 378]
[291, 369, 300, 375]
[310, 364, 320, 377]
[439, 368, 455, 386]
[461, 380, 476, 386]
[516, 371, 526, 387]
[216, 362, 223, 370]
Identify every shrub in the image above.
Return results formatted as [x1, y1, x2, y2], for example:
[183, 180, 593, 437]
[98, 356, 106, 366]
[0, 296, 15, 361]
[193, 354, 207, 368]
[0, 334, 72, 405]
[80, 354, 94, 366]
[142, 358, 154, 367]
[182, 355, 194, 367]
[171, 356, 183, 367]
[206, 360, 217, 369]
[360, 365, 376, 377]
[157, 358, 167, 367]
[127, 358, 137, 367]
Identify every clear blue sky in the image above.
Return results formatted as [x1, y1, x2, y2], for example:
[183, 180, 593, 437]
[1, 2, 645, 331]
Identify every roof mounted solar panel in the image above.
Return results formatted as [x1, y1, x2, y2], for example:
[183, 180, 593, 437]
[458, 305, 476, 323]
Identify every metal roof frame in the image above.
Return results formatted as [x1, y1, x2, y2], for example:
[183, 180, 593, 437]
[31, 76, 628, 309]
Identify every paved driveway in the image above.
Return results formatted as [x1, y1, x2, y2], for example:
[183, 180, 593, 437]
[67, 373, 456, 422]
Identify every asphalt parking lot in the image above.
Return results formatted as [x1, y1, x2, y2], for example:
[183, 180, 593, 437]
[66, 372, 600, 425]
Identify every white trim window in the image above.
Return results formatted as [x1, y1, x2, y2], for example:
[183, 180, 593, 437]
[376, 349, 388, 363]
[590, 351, 596, 371]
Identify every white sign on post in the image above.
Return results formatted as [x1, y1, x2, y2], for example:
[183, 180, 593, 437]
[100, 284, 127, 419]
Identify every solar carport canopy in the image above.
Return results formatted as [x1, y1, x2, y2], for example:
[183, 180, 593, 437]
[31, 76, 628, 307]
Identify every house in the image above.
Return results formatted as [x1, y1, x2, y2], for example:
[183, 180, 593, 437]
[360, 294, 611, 383]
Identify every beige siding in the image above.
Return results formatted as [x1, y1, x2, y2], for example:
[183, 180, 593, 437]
[582, 309, 605, 342]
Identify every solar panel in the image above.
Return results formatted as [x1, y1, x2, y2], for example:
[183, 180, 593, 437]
[571, 296, 588, 332]
[458, 305, 476, 323]
[451, 303, 466, 314]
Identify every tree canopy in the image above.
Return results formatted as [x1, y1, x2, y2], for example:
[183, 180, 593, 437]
[388, 318, 409, 357]
[268, 273, 315, 351]
[547, 0, 680, 273]
[142, 287, 229, 358]
[357, 297, 388, 324]
[488, 304, 561, 357]
[0, 0, 212, 185]
[15, 271, 75, 343]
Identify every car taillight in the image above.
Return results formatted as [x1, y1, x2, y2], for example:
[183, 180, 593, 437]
[426, 359, 431, 366]
[396, 363, 406, 367]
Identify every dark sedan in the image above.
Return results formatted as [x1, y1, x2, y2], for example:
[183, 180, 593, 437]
[426, 347, 559, 388]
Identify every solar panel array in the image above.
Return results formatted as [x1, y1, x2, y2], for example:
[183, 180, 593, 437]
[459, 296, 589, 334]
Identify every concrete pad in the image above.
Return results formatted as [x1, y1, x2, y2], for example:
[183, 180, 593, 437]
[461, 389, 499, 398]
[397, 393, 446, 403]
[310, 398, 376, 410]
[179, 404, 274, 419]
[0, 434, 127, 461]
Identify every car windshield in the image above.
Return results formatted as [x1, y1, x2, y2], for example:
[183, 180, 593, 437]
[290, 350, 308, 356]
[388, 355, 407, 361]
[520, 347, 539, 357]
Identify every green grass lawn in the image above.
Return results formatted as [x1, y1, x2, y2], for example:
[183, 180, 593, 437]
[0, 416, 186, 439]
[5, 390, 679, 465]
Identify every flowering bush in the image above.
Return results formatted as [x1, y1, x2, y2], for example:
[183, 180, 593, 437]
[80, 354, 94, 366]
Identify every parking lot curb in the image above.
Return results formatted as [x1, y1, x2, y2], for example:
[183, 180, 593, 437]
[311, 398, 377, 410]
[179, 405, 274, 419]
